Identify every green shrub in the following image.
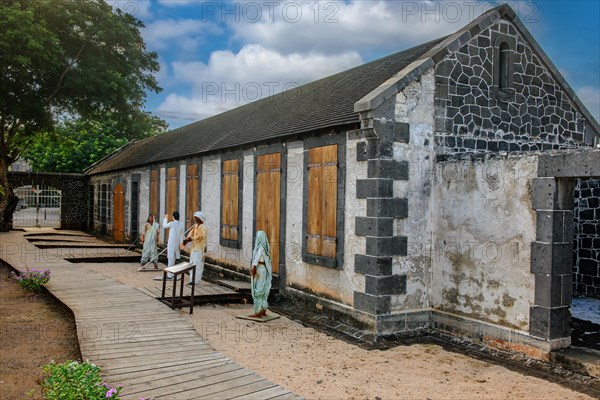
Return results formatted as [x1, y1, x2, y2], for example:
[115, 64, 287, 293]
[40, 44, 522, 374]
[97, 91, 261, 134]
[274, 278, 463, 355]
[10, 269, 51, 292]
[40, 361, 123, 399]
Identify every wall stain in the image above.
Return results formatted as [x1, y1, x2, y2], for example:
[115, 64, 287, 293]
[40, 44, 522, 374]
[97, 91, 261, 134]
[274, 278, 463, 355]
[502, 292, 516, 308]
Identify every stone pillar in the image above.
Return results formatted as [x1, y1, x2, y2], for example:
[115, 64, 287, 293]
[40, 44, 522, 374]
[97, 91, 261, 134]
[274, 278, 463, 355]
[353, 120, 409, 315]
[530, 177, 574, 342]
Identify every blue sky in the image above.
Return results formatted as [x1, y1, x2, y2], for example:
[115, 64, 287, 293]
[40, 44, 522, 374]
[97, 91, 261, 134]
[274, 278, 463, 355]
[114, 0, 600, 129]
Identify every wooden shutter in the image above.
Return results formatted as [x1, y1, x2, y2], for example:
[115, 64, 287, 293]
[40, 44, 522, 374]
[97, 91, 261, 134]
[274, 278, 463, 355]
[221, 159, 239, 241]
[307, 144, 338, 258]
[150, 170, 159, 217]
[186, 164, 200, 229]
[166, 167, 178, 221]
[256, 153, 281, 273]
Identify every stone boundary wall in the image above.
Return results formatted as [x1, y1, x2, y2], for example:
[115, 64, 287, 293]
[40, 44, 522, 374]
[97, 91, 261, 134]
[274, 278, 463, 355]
[8, 171, 89, 230]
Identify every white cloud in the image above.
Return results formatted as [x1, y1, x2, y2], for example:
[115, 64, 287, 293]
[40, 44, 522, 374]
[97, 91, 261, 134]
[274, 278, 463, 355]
[229, 0, 494, 55]
[142, 18, 222, 52]
[577, 86, 600, 122]
[109, 1, 152, 20]
[156, 45, 363, 122]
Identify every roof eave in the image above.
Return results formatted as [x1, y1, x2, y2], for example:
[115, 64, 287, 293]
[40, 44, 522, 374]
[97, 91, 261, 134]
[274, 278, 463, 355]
[84, 140, 137, 176]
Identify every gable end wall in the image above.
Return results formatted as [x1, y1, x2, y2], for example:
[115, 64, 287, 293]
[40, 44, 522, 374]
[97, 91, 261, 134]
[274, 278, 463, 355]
[434, 19, 594, 157]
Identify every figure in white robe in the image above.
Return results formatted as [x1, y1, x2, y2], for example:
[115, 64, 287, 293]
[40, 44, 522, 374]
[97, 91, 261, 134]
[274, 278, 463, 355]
[249, 231, 272, 318]
[140, 214, 159, 268]
[162, 211, 184, 279]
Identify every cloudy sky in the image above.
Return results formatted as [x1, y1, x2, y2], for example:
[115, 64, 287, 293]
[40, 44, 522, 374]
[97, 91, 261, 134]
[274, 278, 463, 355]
[113, 0, 600, 129]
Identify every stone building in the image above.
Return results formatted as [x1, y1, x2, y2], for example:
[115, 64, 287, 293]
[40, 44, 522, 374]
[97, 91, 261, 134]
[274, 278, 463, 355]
[86, 5, 600, 356]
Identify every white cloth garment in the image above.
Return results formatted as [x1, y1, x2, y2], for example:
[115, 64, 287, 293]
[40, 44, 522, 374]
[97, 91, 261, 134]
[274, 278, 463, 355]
[189, 250, 204, 284]
[163, 217, 185, 277]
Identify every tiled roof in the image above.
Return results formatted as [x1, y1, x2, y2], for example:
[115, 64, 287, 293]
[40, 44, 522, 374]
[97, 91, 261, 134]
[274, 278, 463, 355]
[86, 38, 446, 175]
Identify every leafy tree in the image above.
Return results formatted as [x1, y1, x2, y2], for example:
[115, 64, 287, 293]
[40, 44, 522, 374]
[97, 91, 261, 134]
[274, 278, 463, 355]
[0, 0, 163, 230]
[23, 116, 167, 173]
[24, 120, 120, 173]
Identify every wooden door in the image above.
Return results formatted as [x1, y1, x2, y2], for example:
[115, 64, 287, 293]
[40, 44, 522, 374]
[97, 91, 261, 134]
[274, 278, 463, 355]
[165, 167, 178, 241]
[130, 180, 139, 241]
[307, 144, 337, 258]
[255, 153, 281, 273]
[221, 159, 240, 241]
[113, 183, 124, 242]
[186, 164, 200, 229]
[149, 169, 159, 217]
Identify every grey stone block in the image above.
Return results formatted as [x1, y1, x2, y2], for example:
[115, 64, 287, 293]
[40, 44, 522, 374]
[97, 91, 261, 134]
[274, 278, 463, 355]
[404, 311, 432, 331]
[356, 179, 393, 199]
[530, 241, 573, 275]
[355, 217, 394, 237]
[531, 177, 556, 210]
[373, 119, 410, 143]
[536, 210, 574, 243]
[562, 274, 573, 307]
[354, 291, 391, 315]
[534, 274, 562, 308]
[357, 139, 394, 161]
[366, 236, 407, 257]
[538, 151, 600, 178]
[367, 160, 409, 180]
[529, 306, 571, 339]
[365, 274, 407, 295]
[347, 127, 378, 141]
[354, 254, 393, 276]
[376, 313, 407, 334]
[356, 141, 372, 161]
[367, 198, 408, 218]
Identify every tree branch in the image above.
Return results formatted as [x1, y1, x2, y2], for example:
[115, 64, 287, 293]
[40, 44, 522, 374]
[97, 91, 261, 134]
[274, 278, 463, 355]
[47, 41, 87, 106]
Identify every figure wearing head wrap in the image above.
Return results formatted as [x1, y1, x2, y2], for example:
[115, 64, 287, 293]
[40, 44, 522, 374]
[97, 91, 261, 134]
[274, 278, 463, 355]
[140, 214, 160, 269]
[162, 211, 185, 279]
[249, 231, 272, 318]
[183, 210, 207, 284]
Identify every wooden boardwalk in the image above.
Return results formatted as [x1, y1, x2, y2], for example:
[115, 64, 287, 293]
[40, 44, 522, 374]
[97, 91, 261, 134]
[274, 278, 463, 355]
[141, 279, 252, 306]
[1, 230, 299, 399]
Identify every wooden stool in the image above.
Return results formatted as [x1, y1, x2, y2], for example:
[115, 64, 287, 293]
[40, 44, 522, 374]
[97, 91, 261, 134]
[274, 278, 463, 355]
[160, 262, 197, 314]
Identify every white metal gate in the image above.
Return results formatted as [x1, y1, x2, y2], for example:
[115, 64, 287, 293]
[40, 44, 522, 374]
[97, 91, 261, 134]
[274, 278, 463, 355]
[12, 185, 62, 228]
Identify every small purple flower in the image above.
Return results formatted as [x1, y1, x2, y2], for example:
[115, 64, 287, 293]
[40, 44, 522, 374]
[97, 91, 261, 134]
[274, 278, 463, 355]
[106, 388, 117, 397]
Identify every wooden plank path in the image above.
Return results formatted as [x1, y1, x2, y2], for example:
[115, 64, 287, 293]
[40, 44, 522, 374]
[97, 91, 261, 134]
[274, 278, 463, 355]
[143, 280, 250, 305]
[0, 230, 299, 400]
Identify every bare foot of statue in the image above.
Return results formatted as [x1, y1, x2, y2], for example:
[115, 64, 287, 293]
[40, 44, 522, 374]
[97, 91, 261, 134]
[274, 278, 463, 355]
[257, 310, 267, 318]
[248, 313, 261, 318]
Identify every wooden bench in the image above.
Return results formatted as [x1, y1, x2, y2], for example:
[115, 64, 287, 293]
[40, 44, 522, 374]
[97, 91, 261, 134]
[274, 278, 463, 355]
[160, 262, 197, 314]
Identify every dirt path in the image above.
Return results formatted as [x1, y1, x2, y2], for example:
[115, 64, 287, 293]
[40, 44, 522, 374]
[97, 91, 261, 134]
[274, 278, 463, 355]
[82, 261, 594, 400]
[0, 263, 80, 399]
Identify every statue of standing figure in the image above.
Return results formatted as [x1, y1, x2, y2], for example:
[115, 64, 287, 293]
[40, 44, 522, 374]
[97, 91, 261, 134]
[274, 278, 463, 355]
[249, 231, 272, 318]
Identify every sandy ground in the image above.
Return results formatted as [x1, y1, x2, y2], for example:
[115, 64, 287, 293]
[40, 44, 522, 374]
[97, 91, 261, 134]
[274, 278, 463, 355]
[0, 264, 80, 399]
[80, 261, 594, 400]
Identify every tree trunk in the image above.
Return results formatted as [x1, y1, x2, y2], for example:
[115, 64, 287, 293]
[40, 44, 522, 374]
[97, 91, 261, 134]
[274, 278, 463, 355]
[0, 156, 18, 232]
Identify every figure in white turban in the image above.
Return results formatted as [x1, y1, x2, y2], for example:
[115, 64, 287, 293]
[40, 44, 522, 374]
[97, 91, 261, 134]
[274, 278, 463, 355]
[249, 231, 272, 318]
[183, 211, 207, 285]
